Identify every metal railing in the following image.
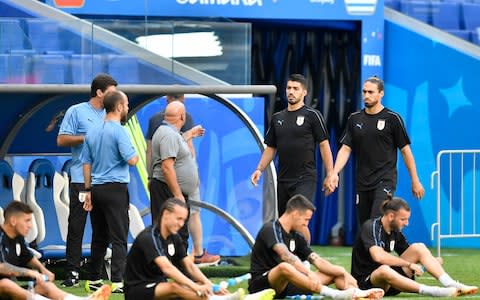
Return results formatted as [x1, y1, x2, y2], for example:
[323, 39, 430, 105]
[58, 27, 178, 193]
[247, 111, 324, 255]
[431, 149, 480, 256]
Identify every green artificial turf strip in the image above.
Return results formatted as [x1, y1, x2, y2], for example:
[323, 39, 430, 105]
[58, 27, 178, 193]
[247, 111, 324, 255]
[53, 246, 480, 299]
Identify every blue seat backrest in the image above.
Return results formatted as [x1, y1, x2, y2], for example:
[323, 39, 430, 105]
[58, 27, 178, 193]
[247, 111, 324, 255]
[106, 55, 139, 84]
[28, 159, 63, 247]
[25, 19, 61, 53]
[0, 160, 14, 208]
[0, 54, 30, 84]
[31, 54, 66, 84]
[60, 158, 92, 245]
[61, 159, 73, 179]
[431, 2, 461, 30]
[71, 54, 105, 84]
[0, 18, 27, 52]
[462, 3, 480, 30]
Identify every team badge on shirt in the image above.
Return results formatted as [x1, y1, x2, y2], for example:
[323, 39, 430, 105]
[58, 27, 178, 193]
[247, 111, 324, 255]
[296, 116, 305, 126]
[167, 243, 175, 256]
[377, 119, 385, 130]
[289, 239, 296, 252]
[16, 243, 21, 256]
[389, 240, 395, 252]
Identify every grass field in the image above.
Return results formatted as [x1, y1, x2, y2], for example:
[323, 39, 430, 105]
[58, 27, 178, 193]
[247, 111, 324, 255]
[54, 246, 480, 299]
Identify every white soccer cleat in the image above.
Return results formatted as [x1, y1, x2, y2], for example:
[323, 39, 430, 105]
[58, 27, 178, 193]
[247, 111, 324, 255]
[454, 283, 478, 296]
[353, 288, 385, 299]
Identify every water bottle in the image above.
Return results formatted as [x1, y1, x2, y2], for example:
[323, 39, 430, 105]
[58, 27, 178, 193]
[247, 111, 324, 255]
[27, 281, 35, 300]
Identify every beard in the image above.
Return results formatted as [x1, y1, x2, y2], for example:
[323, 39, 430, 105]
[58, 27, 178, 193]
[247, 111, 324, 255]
[120, 114, 128, 125]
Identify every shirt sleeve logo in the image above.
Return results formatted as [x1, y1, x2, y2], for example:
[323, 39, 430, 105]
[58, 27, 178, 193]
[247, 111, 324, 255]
[296, 116, 305, 126]
[377, 119, 385, 130]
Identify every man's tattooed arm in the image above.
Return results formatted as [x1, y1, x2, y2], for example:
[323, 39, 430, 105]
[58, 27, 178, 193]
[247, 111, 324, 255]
[273, 243, 301, 264]
[0, 262, 33, 278]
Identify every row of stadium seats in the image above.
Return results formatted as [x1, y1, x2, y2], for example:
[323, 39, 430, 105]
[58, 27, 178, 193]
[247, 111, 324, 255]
[386, 0, 480, 44]
[0, 18, 108, 54]
[0, 53, 139, 84]
[0, 159, 145, 261]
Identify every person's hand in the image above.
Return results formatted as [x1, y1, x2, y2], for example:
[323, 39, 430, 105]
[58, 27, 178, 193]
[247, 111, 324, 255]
[194, 283, 212, 298]
[322, 177, 334, 196]
[42, 269, 55, 282]
[409, 263, 424, 276]
[412, 180, 425, 199]
[325, 173, 339, 195]
[250, 169, 262, 186]
[190, 125, 205, 138]
[83, 192, 92, 211]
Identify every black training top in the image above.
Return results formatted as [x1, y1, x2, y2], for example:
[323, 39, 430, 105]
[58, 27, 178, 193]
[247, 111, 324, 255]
[340, 108, 410, 191]
[124, 225, 187, 288]
[0, 226, 34, 279]
[351, 217, 410, 280]
[265, 105, 329, 182]
[249, 220, 312, 279]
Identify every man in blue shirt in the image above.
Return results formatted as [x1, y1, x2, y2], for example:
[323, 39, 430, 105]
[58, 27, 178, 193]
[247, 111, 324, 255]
[57, 73, 117, 287]
[81, 90, 138, 294]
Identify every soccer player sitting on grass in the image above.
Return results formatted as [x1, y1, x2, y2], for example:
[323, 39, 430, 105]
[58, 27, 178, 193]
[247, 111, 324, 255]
[351, 195, 478, 297]
[124, 197, 248, 300]
[249, 194, 385, 300]
[0, 201, 111, 300]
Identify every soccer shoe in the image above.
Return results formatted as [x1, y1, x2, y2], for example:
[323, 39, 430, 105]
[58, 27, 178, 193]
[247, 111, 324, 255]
[331, 288, 355, 300]
[87, 284, 112, 300]
[111, 281, 124, 293]
[353, 288, 385, 299]
[85, 280, 104, 293]
[194, 249, 221, 267]
[60, 271, 80, 288]
[223, 288, 246, 300]
[455, 283, 478, 296]
[244, 288, 276, 300]
[428, 286, 459, 297]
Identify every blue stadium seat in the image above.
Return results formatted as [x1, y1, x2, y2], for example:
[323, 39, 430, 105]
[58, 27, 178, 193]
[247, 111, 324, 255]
[106, 54, 139, 84]
[472, 29, 480, 45]
[0, 54, 30, 83]
[70, 54, 105, 84]
[31, 54, 66, 84]
[25, 19, 61, 53]
[431, 2, 461, 30]
[0, 18, 27, 52]
[0, 159, 40, 243]
[385, 0, 401, 10]
[445, 29, 471, 42]
[60, 159, 94, 251]
[400, 0, 431, 24]
[25, 159, 69, 259]
[462, 3, 480, 30]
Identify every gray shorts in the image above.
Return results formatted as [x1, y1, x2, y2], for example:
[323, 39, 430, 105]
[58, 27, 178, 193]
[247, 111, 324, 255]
[189, 188, 201, 214]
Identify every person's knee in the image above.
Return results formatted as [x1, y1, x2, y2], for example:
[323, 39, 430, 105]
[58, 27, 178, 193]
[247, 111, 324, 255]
[277, 262, 296, 276]
[0, 278, 17, 292]
[410, 243, 429, 255]
[376, 265, 396, 280]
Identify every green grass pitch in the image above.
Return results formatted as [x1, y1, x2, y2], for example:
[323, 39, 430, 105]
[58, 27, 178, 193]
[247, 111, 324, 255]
[50, 246, 480, 299]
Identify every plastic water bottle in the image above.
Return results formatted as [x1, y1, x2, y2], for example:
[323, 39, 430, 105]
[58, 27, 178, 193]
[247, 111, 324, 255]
[27, 281, 35, 300]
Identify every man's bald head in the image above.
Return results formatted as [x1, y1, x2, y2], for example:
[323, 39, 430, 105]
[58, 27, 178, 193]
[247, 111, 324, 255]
[164, 101, 186, 129]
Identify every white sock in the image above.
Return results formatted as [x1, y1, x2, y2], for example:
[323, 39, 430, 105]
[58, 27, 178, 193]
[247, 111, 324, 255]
[419, 284, 455, 297]
[438, 273, 455, 287]
[320, 286, 340, 298]
[34, 295, 50, 300]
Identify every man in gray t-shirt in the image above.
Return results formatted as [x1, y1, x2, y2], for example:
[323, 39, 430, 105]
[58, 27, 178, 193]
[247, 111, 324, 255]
[149, 101, 202, 250]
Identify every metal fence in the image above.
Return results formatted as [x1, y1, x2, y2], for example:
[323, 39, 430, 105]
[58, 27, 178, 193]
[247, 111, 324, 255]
[431, 150, 480, 256]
